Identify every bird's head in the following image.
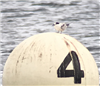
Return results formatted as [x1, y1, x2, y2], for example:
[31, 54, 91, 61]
[53, 22, 59, 26]
[53, 22, 69, 27]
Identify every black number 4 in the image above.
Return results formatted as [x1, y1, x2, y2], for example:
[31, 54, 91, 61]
[57, 51, 84, 84]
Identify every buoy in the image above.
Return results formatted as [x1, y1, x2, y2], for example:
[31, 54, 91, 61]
[2, 32, 99, 86]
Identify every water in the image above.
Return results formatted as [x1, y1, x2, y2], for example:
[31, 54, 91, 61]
[0, 0, 100, 85]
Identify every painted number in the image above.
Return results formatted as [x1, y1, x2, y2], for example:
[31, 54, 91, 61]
[57, 51, 84, 84]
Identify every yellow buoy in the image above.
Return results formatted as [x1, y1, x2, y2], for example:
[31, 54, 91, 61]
[3, 32, 99, 86]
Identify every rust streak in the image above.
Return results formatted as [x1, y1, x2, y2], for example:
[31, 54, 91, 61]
[15, 60, 19, 74]
[31, 56, 32, 62]
[50, 53, 52, 57]
[63, 37, 80, 57]
[39, 53, 42, 58]
[63, 37, 86, 74]
[49, 70, 51, 73]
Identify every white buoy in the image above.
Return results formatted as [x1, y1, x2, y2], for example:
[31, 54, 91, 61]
[3, 32, 99, 86]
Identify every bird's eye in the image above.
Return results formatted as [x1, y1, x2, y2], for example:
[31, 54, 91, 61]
[56, 22, 59, 24]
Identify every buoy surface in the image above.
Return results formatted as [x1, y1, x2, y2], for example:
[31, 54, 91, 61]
[3, 32, 99, 86]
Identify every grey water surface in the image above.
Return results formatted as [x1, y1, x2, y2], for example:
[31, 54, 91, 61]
[0, 0, 100, 85]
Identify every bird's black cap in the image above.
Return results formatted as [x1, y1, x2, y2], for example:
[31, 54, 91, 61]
[56, 22, 59, 24]
[53, 22, 59, 26]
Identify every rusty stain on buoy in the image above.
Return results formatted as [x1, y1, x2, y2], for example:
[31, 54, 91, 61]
[2, 32, 99, 86]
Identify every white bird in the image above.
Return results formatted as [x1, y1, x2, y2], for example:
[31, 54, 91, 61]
[53, 22, 69, 33]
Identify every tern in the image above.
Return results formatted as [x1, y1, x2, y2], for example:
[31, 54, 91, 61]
[53, 22, 69, 33]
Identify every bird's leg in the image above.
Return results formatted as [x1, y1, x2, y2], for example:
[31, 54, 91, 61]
[56, 31, 59, 33]
[60, 31, 62, 34]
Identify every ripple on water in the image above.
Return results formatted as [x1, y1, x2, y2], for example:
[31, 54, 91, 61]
[0, 0, 100, 85]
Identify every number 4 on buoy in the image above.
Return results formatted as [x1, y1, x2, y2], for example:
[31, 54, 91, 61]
[57, 51, 84, 84]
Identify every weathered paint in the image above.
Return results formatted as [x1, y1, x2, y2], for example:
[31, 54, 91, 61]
[2, 32, 99, 86]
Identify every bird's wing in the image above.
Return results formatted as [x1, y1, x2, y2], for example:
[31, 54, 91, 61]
[61, 24, 65, 29]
